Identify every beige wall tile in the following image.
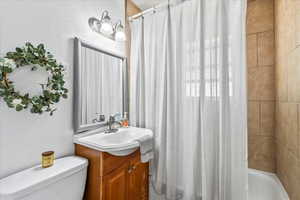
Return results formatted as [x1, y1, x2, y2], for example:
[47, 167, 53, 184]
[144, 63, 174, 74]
[298, 104, 300, 159]
[286, 151, 300, 200]
[275, 0, 289, 101]
[276, 102, 288, 146]
[276, 143, 287, 178]
[247, 0, 275, 173]
[248, 158, 276, 172]
[286, 103, 299, 155]
[275, 0, 300, 198]
[248, 101, 260, 135]
[296, 12, 300, 47]
[247, 0, 274, 34]
[297, 160, 300, 200]
[248, 67, 260, 100]
[248, 135, 276, 172]
[283, 0, 296, 52]
[258, 31, 275, 66]
[247, 67, 275, 101]
[276, 142, 291, 192]
[275, 55, 288, 101]
[260, 101, 275, 136]
[296, 0, 300, 12]
[260, 66, 275, 101]
[288, 48, 300, 102]
[127, 0, 141, 17]
[247, 34, 258, 67]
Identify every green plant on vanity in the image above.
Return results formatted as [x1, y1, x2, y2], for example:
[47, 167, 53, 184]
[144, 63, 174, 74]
[0, 42, 68, 115]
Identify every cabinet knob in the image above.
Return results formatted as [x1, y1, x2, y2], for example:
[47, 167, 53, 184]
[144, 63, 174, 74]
[128, 166, 133, 173]
[128, 165, 137, 173]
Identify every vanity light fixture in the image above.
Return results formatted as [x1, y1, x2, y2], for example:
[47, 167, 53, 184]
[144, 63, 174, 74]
[88, 10, 126, 41]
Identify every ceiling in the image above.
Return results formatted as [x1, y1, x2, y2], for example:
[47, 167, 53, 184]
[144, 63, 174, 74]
[132, 0, 167, 10]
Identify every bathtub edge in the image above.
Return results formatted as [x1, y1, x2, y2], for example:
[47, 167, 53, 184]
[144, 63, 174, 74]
[248, 168, 289, 200]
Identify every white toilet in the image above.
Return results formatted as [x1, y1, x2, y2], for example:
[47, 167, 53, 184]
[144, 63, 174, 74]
[0, 156, 88, 200]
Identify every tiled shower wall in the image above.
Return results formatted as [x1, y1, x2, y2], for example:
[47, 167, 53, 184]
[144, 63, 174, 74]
[275, 0, 300, 199]
[247, 0, 276, 172]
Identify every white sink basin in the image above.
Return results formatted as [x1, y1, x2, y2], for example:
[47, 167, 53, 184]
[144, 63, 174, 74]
[74, 127, 153, 156]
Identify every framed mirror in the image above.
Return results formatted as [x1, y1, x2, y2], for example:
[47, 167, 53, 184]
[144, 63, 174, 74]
[74, 37, 128, 133]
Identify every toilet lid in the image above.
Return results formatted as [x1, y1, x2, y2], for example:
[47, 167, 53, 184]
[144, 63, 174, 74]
[0, 156, 88, 200]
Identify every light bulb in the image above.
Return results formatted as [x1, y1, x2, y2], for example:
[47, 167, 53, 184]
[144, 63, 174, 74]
[100, 22, 114, 35]
[115, 30, 126, 41]
[114, 21, 126, 41]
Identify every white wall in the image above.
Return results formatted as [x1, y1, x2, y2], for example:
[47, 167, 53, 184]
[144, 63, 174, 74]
[0, 0, 125, 178]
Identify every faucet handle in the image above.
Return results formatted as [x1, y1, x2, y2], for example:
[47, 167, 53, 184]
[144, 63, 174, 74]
[97, 113, 105, 122]
[93, 113, 105, 123]
[97, 113, 105, 120]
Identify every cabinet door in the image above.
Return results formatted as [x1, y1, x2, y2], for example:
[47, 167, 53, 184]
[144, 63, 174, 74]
[128, 161, 149, 200]
[103, 162, 129, 200]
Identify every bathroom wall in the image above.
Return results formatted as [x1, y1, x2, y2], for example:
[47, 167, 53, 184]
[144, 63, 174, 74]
[0, 0, 125, 179]
[246, 0, 276, 172]
[275, 0, 300, 199]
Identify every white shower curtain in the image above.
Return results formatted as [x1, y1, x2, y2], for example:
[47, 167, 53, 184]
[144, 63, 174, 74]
[130, 0, 248, 200]
[81, 46, 123, 125]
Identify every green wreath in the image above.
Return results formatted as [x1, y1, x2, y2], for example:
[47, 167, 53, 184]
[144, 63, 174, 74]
[0, 42, 68, 115]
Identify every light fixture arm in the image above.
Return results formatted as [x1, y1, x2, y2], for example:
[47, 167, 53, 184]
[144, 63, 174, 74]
[101, 10, 110, 20]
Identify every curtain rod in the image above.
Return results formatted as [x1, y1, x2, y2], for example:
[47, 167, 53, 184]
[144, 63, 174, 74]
[128, 1, 169, 21]
[128, 0, 192, 21]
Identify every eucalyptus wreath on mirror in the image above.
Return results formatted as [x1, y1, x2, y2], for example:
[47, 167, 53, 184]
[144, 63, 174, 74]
[0, 42, 68, 115]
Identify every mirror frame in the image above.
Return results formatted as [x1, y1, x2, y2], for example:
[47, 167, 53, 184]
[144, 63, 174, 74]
[74, 37, 128, 133]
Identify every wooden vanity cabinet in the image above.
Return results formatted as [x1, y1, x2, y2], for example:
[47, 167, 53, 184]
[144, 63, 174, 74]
[75, 144, 149, 200]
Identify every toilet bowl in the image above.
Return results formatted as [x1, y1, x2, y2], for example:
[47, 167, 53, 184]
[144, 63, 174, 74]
[0, 156, 88, 200]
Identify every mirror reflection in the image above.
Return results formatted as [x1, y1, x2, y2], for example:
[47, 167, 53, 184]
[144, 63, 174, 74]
[74, 38, 126, 133]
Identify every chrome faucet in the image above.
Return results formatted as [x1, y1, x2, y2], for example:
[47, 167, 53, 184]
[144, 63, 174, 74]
[105, 114, 122, 133]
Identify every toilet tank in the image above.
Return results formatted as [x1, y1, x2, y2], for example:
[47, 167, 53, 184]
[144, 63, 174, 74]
[0, 156, 88, 200]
